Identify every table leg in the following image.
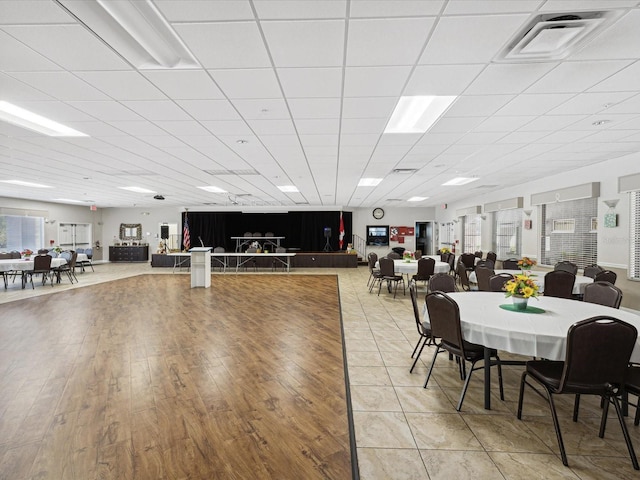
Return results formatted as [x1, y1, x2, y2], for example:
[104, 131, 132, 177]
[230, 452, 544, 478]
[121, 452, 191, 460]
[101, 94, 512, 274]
[484, 346, 491, 410]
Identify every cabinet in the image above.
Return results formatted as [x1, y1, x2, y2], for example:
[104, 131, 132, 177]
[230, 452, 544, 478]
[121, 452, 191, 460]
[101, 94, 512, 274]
[109, 245, 149, 262]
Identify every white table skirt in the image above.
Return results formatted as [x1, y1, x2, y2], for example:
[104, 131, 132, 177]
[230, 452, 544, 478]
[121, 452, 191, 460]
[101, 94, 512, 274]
[0, 257, 67, 272]
[426, 292, 640, 362]
[376, 259, 450, 275]
[468, 269, 592, 295]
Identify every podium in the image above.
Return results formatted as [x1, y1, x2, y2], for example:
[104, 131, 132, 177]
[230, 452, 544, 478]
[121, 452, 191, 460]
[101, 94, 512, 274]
[189, 247, 211, 288]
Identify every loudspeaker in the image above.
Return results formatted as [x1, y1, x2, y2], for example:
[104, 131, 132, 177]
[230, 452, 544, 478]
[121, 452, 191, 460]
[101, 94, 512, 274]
[324, 227, 331, 238]
[160, 225, 169, 239]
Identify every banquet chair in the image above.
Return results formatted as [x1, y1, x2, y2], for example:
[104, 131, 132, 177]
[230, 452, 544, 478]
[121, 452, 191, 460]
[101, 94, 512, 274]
[77, 247, 94, 272]
[624, 366, 640, 427]
[377, 257, 405, 298]
[428, 273, 457, 293]
[271, 247, 287, 272]
[554, 261, 578, 275]
[408, 281, 432, 373]
[517, 316, 638, 469]
[475, 266, 495, 292]
[486, 251, 497, 264]
[386, 252, 401, 260]
[583, 264, 604, 279]
[414, 249, 422, 260]
[474, 251, 483, 258]
[412, 257, 435, 287]
[488, 273, 514, 292]
[502, 258, 519, 269]
[446, 253, 455, 276]
[252, 232, 262, 238]
[594, 269, 617, 285]
[475, 259, 495, 270]
[367, 252, 380, 290]
[543, 270, 576, 299]
[53, 251, 78, 284]
[265, 232, 274, 237]
[456, 260, 472, 291]
[23, 254, 53, 289]
[460, 253, 476, 271]
[424, 291, 504, 411]
[243, 248, 258, 271]
[37, 249, 48, 254]
[582, 281, 623, 309]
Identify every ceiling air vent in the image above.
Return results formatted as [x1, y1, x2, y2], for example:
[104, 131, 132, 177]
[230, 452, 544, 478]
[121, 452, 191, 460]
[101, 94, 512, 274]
[392, 168, 418, 175]
[495, 10, 623, 62]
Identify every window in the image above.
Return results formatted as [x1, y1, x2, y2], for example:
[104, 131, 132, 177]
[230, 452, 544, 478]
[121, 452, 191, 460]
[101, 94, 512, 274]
[630, 191, 640, 280]
[462, 214, 481, 253]
[540, 198, 597, 269]
[493, 209, 522, 259]
[0, 215, 44, 252]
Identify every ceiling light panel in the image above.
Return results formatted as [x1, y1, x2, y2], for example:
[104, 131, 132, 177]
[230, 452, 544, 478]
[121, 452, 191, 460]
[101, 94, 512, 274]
[385, 96, 457, 133]
[0, 101, 88, 137]
[197, 186, 227, 193]
[119, 186, 156, 193]
[0, 180, 53, 188]
[442, 177, 479, 186]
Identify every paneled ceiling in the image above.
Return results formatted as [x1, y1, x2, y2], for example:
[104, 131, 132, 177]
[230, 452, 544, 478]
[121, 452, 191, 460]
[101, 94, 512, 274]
[1, 0, 639, 209]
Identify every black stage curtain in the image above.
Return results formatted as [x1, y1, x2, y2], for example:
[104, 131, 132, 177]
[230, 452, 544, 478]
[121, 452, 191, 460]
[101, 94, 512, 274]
[182, 211, 352, 252]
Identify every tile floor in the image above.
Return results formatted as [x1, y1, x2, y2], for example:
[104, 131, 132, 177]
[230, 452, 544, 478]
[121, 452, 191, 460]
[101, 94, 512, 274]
[2, 262, 639, 479]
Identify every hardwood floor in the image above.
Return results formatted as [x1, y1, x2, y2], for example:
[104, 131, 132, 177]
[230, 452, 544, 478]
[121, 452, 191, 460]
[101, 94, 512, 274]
[0, 274, 353, 479]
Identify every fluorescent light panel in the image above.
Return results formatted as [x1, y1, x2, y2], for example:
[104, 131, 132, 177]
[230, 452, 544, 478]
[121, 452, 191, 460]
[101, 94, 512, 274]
[358, 178, 383, 187]
[57, 0, 199, 69]
[277, 185, 299, 193]
[408, 196, 428, 202]
[0, 101, 87, 137]
[442, 177, 479, 186]
[385, 96, 457, 134]
[197, 186, 227, 193]
[119, 186, 156, 193]
[0, 180, 53, 188]
[54, 198, 85, 203]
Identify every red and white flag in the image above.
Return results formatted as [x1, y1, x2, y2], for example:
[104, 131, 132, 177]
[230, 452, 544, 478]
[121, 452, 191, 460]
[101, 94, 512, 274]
[339, 211, 345, 249]
[183, 213, 191, 251]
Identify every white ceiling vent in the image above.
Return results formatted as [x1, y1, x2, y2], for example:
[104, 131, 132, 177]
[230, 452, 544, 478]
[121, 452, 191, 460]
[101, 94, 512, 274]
[495, 10, 623, 62]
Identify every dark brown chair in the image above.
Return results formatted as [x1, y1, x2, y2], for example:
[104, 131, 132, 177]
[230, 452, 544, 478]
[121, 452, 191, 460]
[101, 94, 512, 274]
[460, 253, 476, 271]
[594, 270, 617, 285]
[474, 251, 483, 258]
[409, 281, 432, 373]
[475, 267, 495, 292]
[424, 292, 504, 411]
[502, 258, 519, 270]
[53, 251, 78, 284]
[456, 260, 472, 291]
[488, 273, 514, 292]
[582, 281, 623, 309]
[486, 251, 497, 264]
[475, 259, 494, 270]
[22, 254, 53, 289]
[554, 261, 578, 275]
[412, 257, 435, 287]
[543, 270, 575, 299]
[414, 249, 422, 260]
[624, 365, 640, 427]
[517, 316, 639, 469]
[583, 264, 604, 279]
[378, 257, 405, 298]
[428, 273, 457, 293]
[366, 252, 380, 289]
[386, 252, 401, 260]
[446, 253, 455, 275]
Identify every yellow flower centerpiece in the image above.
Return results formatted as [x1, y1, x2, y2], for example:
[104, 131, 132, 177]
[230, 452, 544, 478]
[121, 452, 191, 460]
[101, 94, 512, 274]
[440, 247, 451, 254]
[517, 256, 536, 270]
[504, 273, 539, 310]
[403, 250, 414, 262]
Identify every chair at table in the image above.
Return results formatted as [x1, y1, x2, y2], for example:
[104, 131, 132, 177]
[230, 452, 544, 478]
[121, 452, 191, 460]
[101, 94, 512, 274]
[211, 246, 225, 272]
[37, 249, 48, 254]
[409, 281, 432, 373]
[460, 253, 476, 271]
[475, 266, 495, 292]
[78, 247, 94, 272]
[22, 254, 53, 289]
[517, 316, 639, 469]
[594, 269, 617, 285]
[446, 253, 455, 276]
[456, 260, 472, 291]
[582, 281, 622, 308]
[543, 270, 575, 299]
[386, 252, 401, 260]
[377, 257, 405, 298]
[366, 252, 380, 290]
[474, 251, 483, 258]
[428, 273, 457, 293]
[554, 261, 578, 275]
[423, 291, 504, 411]
[414, 249, 422, 260]
[488, 273, 514, 292]
[53, 251, 78, 284]
[486, 251, 497, 264]
[624, 366, 640, 427]
[583, 264, 604, 279]
[271, 246, 287, 272]
[412, 257, 435, 287]
[502, 258, 519, 269]
[475, 259, 494, 270]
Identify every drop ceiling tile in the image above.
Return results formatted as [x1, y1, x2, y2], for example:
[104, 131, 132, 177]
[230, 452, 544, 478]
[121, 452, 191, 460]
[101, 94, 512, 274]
[340, 134, 380, 146]
[231, 98, 291, 120]
[9, 72, 110, 101]
[254, 0, 346, 19]
[347, 18, 434, 66]
[63, 121, 128, 137]
[341, 118, 387, 134]
[201, 120, 253, 136]
[3, 25, 128, 70]
[288, 98, 340, 119]
[526, 61, 633, 94]
[342, 97, 397, 118]
[75, 72, 167, 101]
[156, 0, 254, 21]
[174, 22, 271, 69]
[496, 93, 575, 116]
[176, 100, 241, 121]
[152, 121, 211, 136]
[299, 134, 338, 147]
[245, 118, 297, 135]
[0, 1, 75, 23]
[277, 68, 342, 98]
[571, 9, 640, 61]
[0, 30, 60, 71]
[538, 130, 593, 143]
[608, 114, 640, 130]
[67, 101, 147, 122]
[378, 134, 423, 146]
[429, 116, 485, 133]
[121, 101, 192, 121]
[294, 118, 340, 135]
[404, 65, 484, 96]
[548, 92, 636, 115]
[14, 101, 94, 122]
[456, 132, 508, 144]
[599, 93, 640, 114]
[474, 115, 535, 132]
[588, 60, 640, 92]
[443, 0, 544, 14]
[105, 121, 168, 136]
[496, 131, 549, 144]
[344, 66, 412, 97]
[419, 14, 529, 64]
[210, 69, 282, 99]
[446, 95, 514, 117]
[465, 63, 557, 95]
[142, 71, 224, 100]
[262, 20, 345, 67]
[350, 0, 444, 17]
[415, 132, 465, 145]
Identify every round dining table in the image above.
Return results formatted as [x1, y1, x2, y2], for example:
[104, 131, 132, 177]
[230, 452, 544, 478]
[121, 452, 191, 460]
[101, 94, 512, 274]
[0, 257, 67, 289]
[424, 292, 640, 409]
[468, 269, 593, 295]
[376, 258, 450, 275]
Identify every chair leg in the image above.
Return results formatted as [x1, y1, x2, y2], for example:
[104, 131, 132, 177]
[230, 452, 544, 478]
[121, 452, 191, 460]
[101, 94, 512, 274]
[495, 355, 504, 401]
[635, 399, 640, 427]
[423, 346, 442, 388]
[573, 394, 581, 422]
[547, 392, 569, 466]
[611, 394, 640, 470]
[517, 372, 527, 419]
[599, 395, 610, 438]
[410, 336, 428, 373]
[411, 336, 423, 358]
[456, 359, 474, 411]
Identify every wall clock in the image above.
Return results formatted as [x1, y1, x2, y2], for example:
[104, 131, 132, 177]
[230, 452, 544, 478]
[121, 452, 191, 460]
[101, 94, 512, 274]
[372, 208, 385, 219]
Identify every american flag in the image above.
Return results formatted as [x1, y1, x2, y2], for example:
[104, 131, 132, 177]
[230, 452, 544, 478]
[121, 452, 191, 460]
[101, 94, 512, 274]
[339, 211, 345, 249]
[183, 214, 191, 251]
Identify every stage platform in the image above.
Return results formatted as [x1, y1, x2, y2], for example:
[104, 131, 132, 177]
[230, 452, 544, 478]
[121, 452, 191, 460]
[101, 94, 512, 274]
[151, 251, 358, 269]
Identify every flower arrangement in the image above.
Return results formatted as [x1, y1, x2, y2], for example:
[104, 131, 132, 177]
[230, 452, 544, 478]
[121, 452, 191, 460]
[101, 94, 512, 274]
[52, 246, 62, 254]
[21, 249, 33, 257]
[403, 250, 414, 262]
[517, 257, 536, 270]
[504, 273, 539, 299]
[440, 247, 451, 254]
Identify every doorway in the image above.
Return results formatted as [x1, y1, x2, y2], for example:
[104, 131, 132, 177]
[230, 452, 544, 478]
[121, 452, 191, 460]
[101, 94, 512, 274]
[415, 222, 433, 255]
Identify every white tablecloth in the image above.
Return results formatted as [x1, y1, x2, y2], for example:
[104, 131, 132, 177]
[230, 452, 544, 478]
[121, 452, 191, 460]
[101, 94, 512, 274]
[468, 269, 592, 295]
[0, 257, 67, 272]
[376, 259, 450, 275]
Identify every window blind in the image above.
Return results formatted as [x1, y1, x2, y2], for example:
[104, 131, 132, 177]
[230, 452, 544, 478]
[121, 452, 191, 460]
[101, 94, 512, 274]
[0, 215, 44, 252]
[539, 198, 597, 269]
[493, 209, 522, 260]
[630, 191, 640, 280]
[463, 214, 481, 253]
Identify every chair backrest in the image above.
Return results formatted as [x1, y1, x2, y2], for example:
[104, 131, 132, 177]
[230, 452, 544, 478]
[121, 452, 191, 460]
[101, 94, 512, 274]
[502, 258, 519, 270]
[252, 232, 262, 238]
[265, 232, 274, 237]
[544, 270, 576, 299]
[243, 231, 253, 237]
[486, 251, 497, 263]
[367, 252, 378, 272]
[75, 248, 85, 253]
[33, 254, 52, 271]
[426, 292, 465, 353]
[409, 281, 426, 336]
[583, 264, 604, 279]
[474, 251, 483, 258]
[0, 252, 11, 259]
[386, 252, 401, 260]
[583, 281, 623, 309]
[475, 267, 495, 292]
[85, 247, 93, 258]
[275, 247, 286, 253]
[554, 261, 578, 275]
[414, 249, 422, 260]
[10, 251, 21, 259]
[489, 273, 514, 292]
[428, 273, 457, 293]
[594, 270, 617, 285]
[378, 257, 396, 277]
[213, 246, 225, 253]
[446, 253, 455, 272]
[460, 253, 476, 269]
[60, 251, 72, 261]
[414, 257, 435, 279]
[37, 249, 48, 254]
[476, 259, 495, 270]
[68, 251, 78, 267]
[559, 316, 637, 394]
[456, 260, 470, 289]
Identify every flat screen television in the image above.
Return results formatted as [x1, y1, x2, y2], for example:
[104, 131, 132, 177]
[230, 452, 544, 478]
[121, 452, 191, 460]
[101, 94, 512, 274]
[367, 225, 389, 246]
